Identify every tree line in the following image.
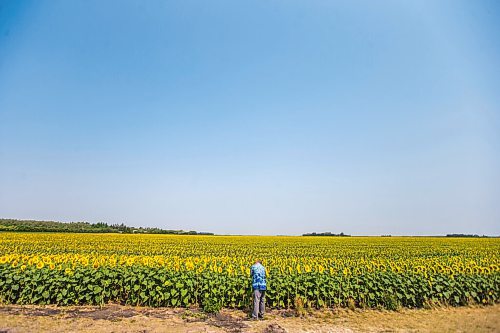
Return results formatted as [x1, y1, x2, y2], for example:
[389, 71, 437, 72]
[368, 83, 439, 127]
[445, 234, 490, 238]
[0, 219, 214, 235]
[302, 232, 351, 237]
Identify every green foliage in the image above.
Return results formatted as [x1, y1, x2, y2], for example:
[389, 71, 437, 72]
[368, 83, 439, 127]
[0, 219, 213, 235]
[0, 264, 498, 309]
[0, 233, 498, 310]
[202, 297, 223, 313]
[382, 293, 400, 310]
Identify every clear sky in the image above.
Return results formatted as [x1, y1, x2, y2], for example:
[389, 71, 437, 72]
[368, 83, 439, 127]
[0, 0, 499, 235]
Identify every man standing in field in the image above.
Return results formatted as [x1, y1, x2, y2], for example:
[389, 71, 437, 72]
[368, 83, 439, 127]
[250, 259, 267, 320]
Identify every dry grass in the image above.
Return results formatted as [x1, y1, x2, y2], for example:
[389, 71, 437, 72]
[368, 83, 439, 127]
[0, 304, 498, 333]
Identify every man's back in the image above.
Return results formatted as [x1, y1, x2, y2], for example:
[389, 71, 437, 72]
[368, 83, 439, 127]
[250, 262, 267, 290]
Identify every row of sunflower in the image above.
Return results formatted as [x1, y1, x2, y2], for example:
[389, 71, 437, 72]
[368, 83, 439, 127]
[0, 233, 498, 310]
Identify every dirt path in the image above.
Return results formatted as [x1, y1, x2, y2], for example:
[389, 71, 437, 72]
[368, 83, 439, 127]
[0, 304, 498, 333]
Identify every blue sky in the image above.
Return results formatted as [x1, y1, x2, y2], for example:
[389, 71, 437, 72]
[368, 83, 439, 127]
[1, 0, 499, 235]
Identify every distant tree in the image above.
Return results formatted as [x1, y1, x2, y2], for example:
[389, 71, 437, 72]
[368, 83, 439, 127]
[0, 219, 214, 235]
[446, 234, 485, 238]
[302, 231, 350, 237]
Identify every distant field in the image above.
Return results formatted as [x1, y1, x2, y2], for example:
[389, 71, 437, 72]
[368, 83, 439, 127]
[0, 233, 498, 311]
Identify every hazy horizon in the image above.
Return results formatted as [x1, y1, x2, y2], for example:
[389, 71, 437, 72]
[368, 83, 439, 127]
[3, 217, 500, 237]
[1, 1, 499, 236]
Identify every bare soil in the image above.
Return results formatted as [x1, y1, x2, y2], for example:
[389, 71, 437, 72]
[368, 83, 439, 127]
[0, 304, 498, 333]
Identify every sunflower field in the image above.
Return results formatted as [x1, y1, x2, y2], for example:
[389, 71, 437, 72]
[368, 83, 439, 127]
[0, 233, 498, 311]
